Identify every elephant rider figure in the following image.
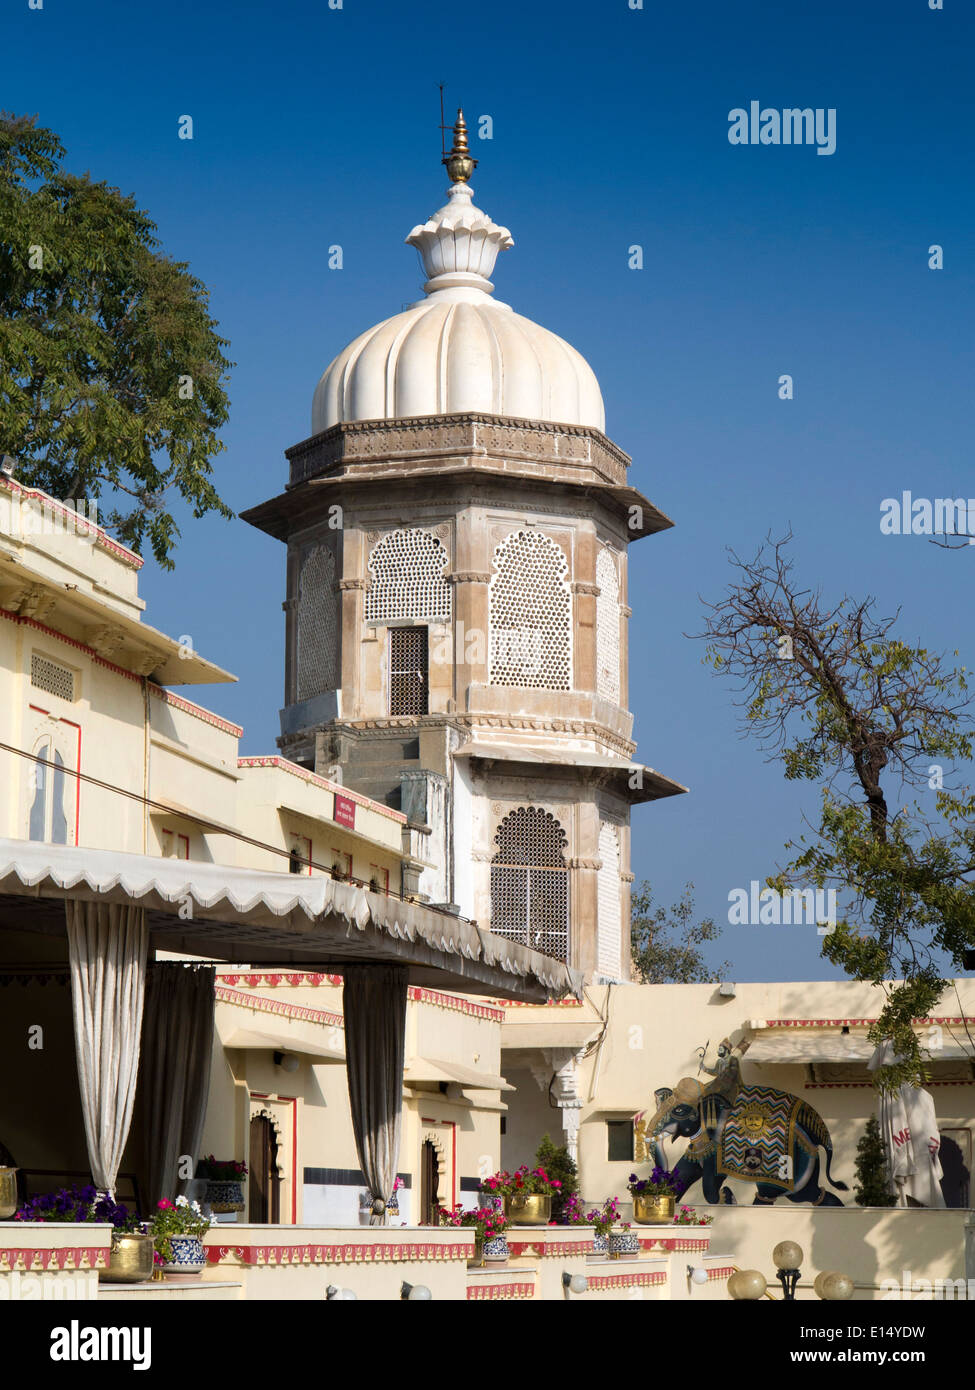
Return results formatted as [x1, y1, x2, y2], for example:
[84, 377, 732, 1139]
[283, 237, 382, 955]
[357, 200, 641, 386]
[645, 1068, 848, 1208]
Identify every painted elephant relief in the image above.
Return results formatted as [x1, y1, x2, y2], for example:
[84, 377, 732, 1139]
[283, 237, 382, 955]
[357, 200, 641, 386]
[636, 1071, 848, 1207]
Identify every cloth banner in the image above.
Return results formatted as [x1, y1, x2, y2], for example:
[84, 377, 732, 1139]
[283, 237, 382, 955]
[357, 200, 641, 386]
[139, 962, 216, 1208]
[65, 900, 148, 1197]
[343, 963, 408, 1226]
[868, 1041, 946, 1208]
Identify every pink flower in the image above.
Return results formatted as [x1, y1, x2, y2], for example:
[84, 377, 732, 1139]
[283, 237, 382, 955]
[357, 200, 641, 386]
[157, 1199, 174, 1210]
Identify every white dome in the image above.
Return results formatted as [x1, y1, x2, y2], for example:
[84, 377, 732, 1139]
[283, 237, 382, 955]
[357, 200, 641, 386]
[311, 181, 605, 435]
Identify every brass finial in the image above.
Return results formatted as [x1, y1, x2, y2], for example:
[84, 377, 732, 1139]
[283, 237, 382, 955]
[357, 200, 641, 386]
[443, 108, 477, 183]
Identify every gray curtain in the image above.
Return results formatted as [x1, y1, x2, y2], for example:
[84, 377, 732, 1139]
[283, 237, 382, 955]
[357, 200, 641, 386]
[65, 900, 148, 1198]
[140, 963, 216, 1209]
[343, 963, 408, 1226]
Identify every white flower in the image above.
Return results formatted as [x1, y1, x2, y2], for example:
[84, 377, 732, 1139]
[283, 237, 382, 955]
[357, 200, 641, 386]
[190, 1201, 203, 1215]
[175, 1195, 189, 1208]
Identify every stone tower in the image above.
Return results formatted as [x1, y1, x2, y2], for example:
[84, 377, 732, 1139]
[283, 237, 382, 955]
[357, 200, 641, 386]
[243, 112, 684, 982]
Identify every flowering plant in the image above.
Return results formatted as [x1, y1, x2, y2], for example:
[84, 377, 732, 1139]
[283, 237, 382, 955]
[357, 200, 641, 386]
[586, 1196, 625, 1239]
[479, 1165, 562, 1200]
[437, 1204, 508, 1242]
[674, 1205, 713, 1226]
[559, 1191, 588, 1226]
[146, 1196, 210, 1263]
[14, 1185, 138, 1231]
[196, 1155, 247, 1181]
[392, 1176, 405, 1193]
[628, 1167, 686, 1199]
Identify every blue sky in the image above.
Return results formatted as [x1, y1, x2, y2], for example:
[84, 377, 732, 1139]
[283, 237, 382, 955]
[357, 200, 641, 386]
[4, 0, 973, 981]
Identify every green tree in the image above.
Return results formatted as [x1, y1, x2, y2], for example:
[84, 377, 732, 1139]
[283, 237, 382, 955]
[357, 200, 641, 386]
[697, 532, 975, 1089]
[853, 1116, 896, 1206]
[629, 881, 729, 984]
[534, 1134, 578, 1222]
[0, 113, 233, 568]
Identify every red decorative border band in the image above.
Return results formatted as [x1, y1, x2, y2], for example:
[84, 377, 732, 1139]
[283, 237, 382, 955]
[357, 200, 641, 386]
[587, 1272, 667, 1291]
[467, 1282, 535, 1300]
[0, 1247, 108, 1272]
[215, 985, 344, 1029]
[206, 1242, 470, 1266]
[149, 683, 242, 737]
[0, 476, 143, 568]
[639, 1237, 712, 1252]
[214, 975, 505, 1023]
[707, 1266, 736, 1282]
[761, 1017, 975, 1028]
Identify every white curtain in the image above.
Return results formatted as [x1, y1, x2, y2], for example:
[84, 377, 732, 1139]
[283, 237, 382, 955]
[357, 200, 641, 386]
[65, 900, 148, 1197]
[343, 963, 408, 1226]
[869, 1041, 946, 1208]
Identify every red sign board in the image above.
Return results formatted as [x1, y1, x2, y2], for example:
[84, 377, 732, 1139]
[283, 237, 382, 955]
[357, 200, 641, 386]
[333, 793, 356, 830]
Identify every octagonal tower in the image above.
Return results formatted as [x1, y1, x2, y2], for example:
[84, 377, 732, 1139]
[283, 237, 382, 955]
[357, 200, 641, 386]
[243, 112, 685, 982]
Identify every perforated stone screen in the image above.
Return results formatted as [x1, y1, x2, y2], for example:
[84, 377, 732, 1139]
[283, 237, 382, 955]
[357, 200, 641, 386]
[365, 528, 451, 623]
[596, 822, 622, 978]
[489, 531, 571, 690]
[388, 626, 429, 716]
[490, 806, 569, 961]
[30, 653, 75, 702]
[296, 545, 338, 701]
[595, 548, 621, 705]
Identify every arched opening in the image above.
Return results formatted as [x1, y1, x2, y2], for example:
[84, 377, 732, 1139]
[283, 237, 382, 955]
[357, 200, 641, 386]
[419, 1138, 441, 1225]
[248, 1114, 281, 1223]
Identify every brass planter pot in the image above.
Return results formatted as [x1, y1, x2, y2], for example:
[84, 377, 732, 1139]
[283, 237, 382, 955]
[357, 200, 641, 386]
[0, 1168, 18, 1220]
[632, 1193, 675, 1224]
[502, 1193, 552, 1225]
[101, 1232, 155, 1284]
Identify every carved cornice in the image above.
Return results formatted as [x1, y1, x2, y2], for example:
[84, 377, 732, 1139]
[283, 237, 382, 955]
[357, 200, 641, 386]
[570, 582, 600, 597]
[448, 571, 493, 584]
[339, 578, 368, 591]
[568, 858, 600, 870]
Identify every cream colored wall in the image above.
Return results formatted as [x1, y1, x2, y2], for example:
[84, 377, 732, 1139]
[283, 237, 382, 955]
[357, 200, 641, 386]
[502, 980, 975, 1210]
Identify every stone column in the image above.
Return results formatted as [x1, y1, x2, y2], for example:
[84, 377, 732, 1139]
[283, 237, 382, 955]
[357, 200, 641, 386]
[339, 527, 366, 720]
[449, 506, 491, 712]
[572, 524, 599, 694]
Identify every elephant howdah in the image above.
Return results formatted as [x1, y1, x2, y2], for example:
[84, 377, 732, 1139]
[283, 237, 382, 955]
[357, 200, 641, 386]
[638, 1074, 848, 1207]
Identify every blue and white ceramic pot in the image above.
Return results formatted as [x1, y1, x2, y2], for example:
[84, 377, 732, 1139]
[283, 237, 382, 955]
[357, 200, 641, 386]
[204, 1180, 244, 1214]
[483, 1234, 509, 1264]
[161, 1235, 206, 1278]
[608, 1230, 640, 1260]
[592, 1232, 609, 1254]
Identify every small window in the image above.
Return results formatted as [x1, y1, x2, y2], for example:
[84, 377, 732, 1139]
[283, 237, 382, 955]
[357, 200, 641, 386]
[388, 627, 428, 716]
[31, 654, 75, 702]
[607, 1120, 634, 1163]
[288, 833, 311, 875]
[161, 829, 190, 860]
[28, 742, 69, 845]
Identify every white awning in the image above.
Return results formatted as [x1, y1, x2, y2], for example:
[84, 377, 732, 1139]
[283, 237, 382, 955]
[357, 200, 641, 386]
[403, 1057, 514, 1091]
[0, 837, 582, 1004]
[222, 1026, 345, 1062]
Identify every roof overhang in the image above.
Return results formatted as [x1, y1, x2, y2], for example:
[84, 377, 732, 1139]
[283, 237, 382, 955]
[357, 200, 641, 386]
[0, 549, 235, 687]
[403, 1057, 514, 1090]
[453, 741, 687, 803]
[0, 837, 581, 1004]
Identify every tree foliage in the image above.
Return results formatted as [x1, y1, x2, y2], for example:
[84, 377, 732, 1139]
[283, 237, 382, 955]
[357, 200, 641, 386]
[630, 881, 730, 984]
[533, 1134, 578, 1222]
[0, 113, 233, 568]
[696, 532, 975, 1089]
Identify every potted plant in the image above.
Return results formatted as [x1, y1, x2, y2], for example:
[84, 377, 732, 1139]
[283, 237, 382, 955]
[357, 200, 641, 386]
[586, 1196, 623, 1254]
[674, 1205, 714, 1226]
[15, 1185, 153, 1283]
[438, 1203, 509, 1265]
[196, 1155, 247, 1213]
[533, 1135, 579, 1224]
[147, 1196, 211, 1280]
[628, 1166, 686, 1223]
[479, 1165, 561, 1225]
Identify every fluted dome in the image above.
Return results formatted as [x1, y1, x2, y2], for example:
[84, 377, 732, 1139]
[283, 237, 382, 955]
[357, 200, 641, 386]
[311, 167, 605, 436]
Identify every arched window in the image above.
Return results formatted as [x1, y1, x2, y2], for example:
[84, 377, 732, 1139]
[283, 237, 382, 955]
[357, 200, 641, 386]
[490, 807, 569, 961]
[596, 822, 622, 979]
[595, 548, 621, 705]
[28, 740, 69, 845]
[365, 529, 451, 623]
[296, 544, 339, 701]
[489, 530, 572, 690]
